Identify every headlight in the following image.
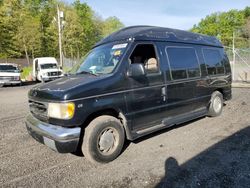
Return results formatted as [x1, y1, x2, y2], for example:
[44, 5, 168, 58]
[42, 73, 47, 76]
[48, 102, 75, 119]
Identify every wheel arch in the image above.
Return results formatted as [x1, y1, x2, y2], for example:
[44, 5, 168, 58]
[214, 88, 225, 99]
[81, 108, 133, 140]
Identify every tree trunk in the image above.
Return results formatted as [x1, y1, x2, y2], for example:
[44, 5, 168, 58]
[77, 45, 80, 60]
[31, 47, 34, 60]
[63, 48, 67, 59]
[24, 44, 30, 66]
[23, 38, 30, 66]
[71, 46, 73, 59]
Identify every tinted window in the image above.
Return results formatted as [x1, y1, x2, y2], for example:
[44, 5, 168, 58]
[0, 65, 19, 72]
[40, 64, 58, 69]
[130, 44, 159, 74]
[203, 49, 225, 75]
[166, 47, 200, 80]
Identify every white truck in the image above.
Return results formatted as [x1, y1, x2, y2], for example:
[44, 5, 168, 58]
[32, 57, 63, 82]
[0, 63, 22, 87]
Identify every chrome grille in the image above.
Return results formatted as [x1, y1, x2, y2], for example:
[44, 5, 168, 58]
[48, 71, 61, 76]
[0, 76, 19, 81]
[29, 100, 48, 121]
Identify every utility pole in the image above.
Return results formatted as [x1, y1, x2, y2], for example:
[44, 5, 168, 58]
[57, 5, 63, 68]
[232, 31, 236, 81]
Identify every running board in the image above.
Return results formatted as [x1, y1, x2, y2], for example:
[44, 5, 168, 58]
[135, 107, 207, 136]
[162, 107, 207, 126]
[135, 123, 173, 135]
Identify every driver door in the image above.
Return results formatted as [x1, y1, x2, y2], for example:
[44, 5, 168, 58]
[125, 43, 166, 131]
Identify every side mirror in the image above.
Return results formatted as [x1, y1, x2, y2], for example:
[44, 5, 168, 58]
[128, 63, 146, 77]
[20, 69, 23, 73]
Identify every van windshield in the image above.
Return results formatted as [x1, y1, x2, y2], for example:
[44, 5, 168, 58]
[40, 63, 58, 69]
[71, 43, 128, 75]
[0, 65, 19, 73]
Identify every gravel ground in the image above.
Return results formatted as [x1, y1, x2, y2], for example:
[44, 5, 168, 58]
[0, 85, 249, 188]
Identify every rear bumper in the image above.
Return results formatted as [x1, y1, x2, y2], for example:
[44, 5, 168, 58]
[25, 114, 81, 153]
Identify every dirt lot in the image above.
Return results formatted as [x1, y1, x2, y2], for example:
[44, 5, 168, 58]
[0, 85, 250, 188]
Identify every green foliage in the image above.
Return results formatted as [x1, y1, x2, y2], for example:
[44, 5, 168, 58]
[102, 16, 124, 37]
[191, 7, 250, 48]
[20, 66, 32, 79]
[0, 0, 124, 61]
[15, 8, 41, 63]
[0, 0, 22, 58]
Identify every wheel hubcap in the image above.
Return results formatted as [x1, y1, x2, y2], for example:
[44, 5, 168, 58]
[98, 128, 117, 154]
[213, 96, 222, 113]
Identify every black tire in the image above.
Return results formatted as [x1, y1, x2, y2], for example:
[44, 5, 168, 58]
[208, 91, 223, 117]
[82, 115, 125, 164]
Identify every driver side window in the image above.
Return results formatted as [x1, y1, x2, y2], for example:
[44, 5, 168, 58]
[129, 44, 159, 74]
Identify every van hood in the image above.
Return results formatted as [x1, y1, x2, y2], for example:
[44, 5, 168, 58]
[29, 74, 109, 101]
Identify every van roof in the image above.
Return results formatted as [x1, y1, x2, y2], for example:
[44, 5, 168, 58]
[95, 26, 223, 48]
[34, 57, 58, 64]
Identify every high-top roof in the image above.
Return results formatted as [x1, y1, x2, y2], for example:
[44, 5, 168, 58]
[95, 26, 222, 48]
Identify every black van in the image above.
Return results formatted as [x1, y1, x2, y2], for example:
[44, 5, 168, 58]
[26, 26, 232, 163]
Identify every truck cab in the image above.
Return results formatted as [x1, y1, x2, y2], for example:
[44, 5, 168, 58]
[0, 63, 22, 87]
[33, 57, 63, 82]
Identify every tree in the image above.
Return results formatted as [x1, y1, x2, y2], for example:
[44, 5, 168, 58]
[0, 0, 124, 62]
[73, 0, 103, 55]
[0, 0, 22, 59]
[191, 9, 248, 47]
[102, 16, 124, 37]
[192, 13, 220, 36]
[15, 11, 41, 64]
[243, 18, 250, 48]
[244, 6, 250, 18]
[39, 0, 58, 57]
[63, 6, 84, 59]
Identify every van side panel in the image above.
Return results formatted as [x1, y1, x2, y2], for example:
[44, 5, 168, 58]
[161, 42, 203, 121]
[158, 42, 231, 127]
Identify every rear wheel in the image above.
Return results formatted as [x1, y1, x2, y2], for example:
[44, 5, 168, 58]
[208, 91, 223, 117]
[82, 115, 125, 164]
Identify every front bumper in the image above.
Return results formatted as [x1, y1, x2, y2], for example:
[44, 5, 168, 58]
[42, 75, 63, 81]
[25, 114, 81, 153]
[0, 80, 21, 85]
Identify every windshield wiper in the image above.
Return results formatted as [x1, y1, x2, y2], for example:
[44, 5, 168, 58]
[76, 70, 98, 76]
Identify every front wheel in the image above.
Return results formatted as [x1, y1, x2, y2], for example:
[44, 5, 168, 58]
[82, 115, 125, 164]
[208, 91, 223, 117]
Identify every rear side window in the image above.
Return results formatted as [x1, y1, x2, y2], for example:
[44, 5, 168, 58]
[166, 47, 200, 80]
[203, 49, 225, 75]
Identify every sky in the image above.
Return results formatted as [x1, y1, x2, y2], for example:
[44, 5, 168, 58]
[66, 0, 250, 30]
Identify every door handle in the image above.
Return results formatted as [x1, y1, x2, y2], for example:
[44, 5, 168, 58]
[161, 86, 167, 101]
